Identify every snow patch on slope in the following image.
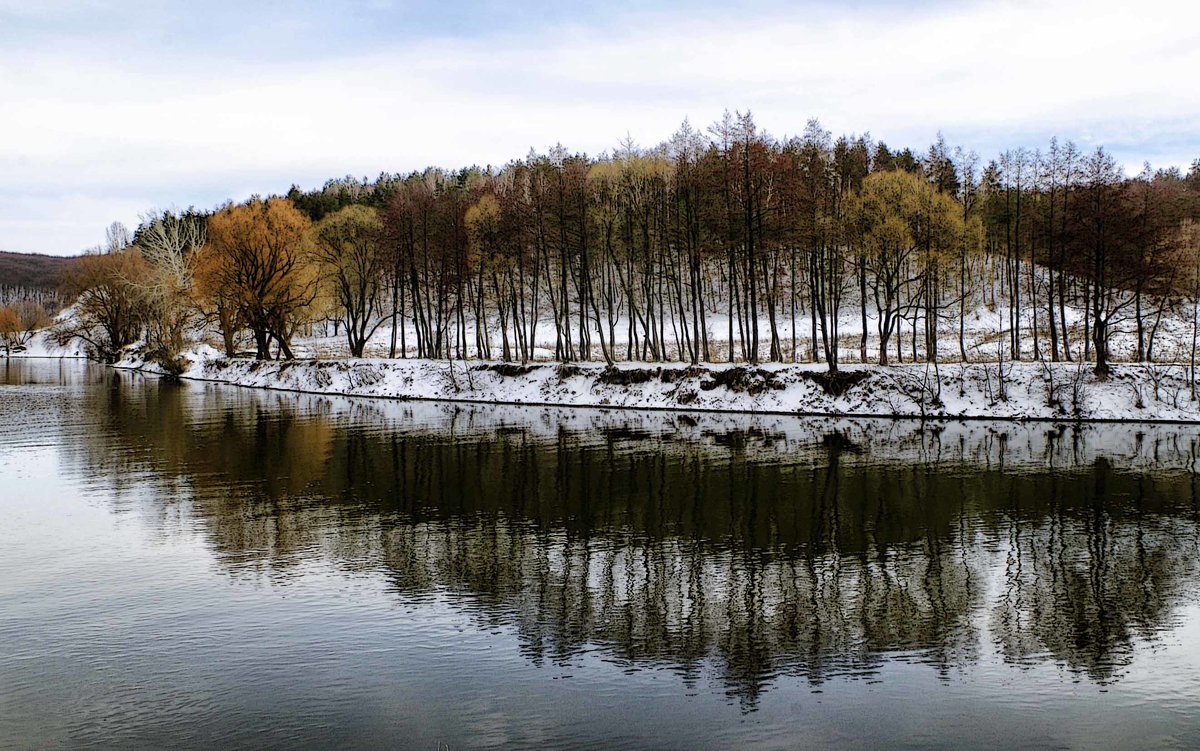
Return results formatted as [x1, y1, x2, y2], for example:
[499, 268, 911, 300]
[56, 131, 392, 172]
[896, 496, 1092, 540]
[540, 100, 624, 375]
[114, 349, 1200, 422]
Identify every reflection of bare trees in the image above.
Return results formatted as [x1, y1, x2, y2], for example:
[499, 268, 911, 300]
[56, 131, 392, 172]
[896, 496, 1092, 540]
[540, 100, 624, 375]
[70, 370, 1200, 705]
[991, 466, 1199, 682]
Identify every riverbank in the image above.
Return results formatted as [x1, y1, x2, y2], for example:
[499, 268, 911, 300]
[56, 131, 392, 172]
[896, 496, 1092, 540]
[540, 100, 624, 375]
[3, 328, 85, 359]
[112, 347, 1200, 422]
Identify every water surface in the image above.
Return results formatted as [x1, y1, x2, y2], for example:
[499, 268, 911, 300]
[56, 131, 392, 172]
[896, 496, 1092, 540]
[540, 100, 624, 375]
[3, 359, 1200, 750]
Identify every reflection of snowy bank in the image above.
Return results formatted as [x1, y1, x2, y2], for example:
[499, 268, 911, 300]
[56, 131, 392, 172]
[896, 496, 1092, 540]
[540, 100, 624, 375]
[162, 381, 1200, 474]
[117, 347, 1200, 424]
[48, 357, 1200, 701]
[75, 368, 1200, 698]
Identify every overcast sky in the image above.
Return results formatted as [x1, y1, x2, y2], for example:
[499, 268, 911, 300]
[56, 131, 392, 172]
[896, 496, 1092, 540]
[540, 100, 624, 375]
[2, 0, 1197, 256]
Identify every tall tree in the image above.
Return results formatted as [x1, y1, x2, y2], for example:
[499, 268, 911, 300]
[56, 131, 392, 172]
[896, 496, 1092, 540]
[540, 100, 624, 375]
[133, 209, 207, 369]
[202, 198, 318, 360]
[312, 205, 387, 357]
[55, 248, 149, 361]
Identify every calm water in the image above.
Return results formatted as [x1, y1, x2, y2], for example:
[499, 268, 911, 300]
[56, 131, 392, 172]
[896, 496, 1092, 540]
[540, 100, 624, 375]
[3, 360, 1200, 750]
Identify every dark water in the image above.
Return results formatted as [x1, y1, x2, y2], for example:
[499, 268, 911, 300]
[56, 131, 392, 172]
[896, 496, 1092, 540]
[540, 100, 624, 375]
[4, 360, 1200, 750]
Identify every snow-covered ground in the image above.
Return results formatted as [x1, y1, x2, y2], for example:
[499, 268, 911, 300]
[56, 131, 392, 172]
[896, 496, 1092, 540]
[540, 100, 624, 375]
[285, 296, 1197, 368]
[114, 345, 1200, 422]
[16, 285, 1200, 422]
[4, 327, 86, 358]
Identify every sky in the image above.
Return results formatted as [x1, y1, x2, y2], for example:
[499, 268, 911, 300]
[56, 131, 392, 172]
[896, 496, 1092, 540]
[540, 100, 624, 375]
[1, 0, 1198, 256]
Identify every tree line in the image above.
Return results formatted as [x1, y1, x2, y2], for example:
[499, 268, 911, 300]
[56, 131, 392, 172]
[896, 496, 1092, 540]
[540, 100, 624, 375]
[55, 112, 1200, 377]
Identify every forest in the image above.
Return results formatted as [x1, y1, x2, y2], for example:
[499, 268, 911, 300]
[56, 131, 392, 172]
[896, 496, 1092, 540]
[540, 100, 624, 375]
[35, 112, 1200, 379]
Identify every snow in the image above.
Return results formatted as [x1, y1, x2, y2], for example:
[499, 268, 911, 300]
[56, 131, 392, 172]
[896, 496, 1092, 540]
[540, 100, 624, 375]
[4, 305, 87, 359]
[5, 327, 86, 359]
[282, 293, 1199, 368]
[112, 346, 1200, 423]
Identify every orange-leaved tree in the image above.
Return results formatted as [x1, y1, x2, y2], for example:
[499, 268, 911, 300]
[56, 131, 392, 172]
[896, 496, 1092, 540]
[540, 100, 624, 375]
[201, 198, 316, 360]
[0, 306, 20, 356]
[0, 300, 49, 355]
[54, 248, 150, 361]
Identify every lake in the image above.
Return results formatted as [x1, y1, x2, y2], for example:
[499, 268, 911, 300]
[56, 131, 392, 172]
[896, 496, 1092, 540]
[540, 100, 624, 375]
[3, 358, 1200, 750]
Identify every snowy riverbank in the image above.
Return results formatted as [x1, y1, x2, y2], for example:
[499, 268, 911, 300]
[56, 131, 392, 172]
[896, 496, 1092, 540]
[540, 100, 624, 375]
[112, 347, 1200, 423]
[3, 328, 86, 359]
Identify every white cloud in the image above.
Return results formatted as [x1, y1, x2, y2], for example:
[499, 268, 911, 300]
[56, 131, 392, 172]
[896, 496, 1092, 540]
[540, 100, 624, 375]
[1, 0, 1197, 254]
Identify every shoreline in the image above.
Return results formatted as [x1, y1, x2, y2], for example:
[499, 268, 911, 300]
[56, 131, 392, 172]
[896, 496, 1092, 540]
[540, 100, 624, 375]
[108, 351, 1200, 425]
[5, 354, 88, 360]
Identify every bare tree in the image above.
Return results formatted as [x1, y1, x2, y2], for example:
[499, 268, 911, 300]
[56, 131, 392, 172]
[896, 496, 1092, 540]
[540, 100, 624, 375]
[133, 210, 207, 370]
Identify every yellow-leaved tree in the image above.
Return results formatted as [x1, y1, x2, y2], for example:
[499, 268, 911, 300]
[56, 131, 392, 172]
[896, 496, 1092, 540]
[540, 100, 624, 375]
[851, 169, 965, 365]
[311, 205, 385, 358]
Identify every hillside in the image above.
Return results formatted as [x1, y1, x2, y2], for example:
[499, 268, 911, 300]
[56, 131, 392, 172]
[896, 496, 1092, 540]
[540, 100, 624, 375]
[0, 250, 74, 292]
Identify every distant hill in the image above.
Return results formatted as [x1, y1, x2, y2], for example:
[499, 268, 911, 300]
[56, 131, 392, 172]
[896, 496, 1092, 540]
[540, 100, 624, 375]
[0, 250, 75, 291]
[0, 250, 77, 308]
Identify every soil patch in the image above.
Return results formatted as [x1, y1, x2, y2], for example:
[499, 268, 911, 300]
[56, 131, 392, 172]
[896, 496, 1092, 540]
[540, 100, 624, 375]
[699, 367, 784, 395]
[800, 370, 870, 396]
[479, 363, 541, 377]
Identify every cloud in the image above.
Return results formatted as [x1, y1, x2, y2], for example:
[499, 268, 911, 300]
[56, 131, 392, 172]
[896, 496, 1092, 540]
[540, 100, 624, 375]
[1, 0, 1197, 254]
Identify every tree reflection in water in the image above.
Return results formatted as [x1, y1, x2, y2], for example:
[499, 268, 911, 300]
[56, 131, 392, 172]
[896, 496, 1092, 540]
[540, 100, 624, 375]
[74, 369, 1200, 708]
